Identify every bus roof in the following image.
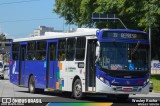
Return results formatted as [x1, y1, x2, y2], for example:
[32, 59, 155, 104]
[13, 28, 98, 42]
[13, 28, 147, 42]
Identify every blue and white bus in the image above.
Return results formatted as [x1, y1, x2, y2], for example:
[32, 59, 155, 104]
[10, 28, 150, 100]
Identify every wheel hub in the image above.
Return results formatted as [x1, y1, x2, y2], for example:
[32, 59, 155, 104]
[75, 84, 81, 96]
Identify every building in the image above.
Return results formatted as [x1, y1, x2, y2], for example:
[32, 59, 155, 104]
[0, 39, 12, 62]
[32, 26, 54, 37]
[33, 26, 54, 36]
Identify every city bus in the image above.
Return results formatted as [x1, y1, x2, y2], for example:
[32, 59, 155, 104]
[10, 28, 150, 100]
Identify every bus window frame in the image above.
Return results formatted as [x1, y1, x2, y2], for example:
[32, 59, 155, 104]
[66, 37, 76, 61]
[58, 39, 66, 61]
[75, 37, 86, 61]
[36, 41, 47, 60]
[27, 41, 36, 60]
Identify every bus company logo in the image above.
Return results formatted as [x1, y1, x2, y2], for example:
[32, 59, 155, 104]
[12, 61, 16, 74]
[2, 98, 11, 104]
[1, 98, 24, 105]
[1, 98, 42, 105]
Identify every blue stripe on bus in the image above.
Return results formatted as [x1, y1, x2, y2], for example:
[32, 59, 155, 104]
[47, 39, 58, 43]
[20, 42, 28, 45]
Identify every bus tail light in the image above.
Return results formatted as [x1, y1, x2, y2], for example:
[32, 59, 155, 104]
[9, 60, 12, 65]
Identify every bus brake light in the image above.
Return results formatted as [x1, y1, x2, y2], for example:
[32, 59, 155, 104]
[9, 60, 12, 65]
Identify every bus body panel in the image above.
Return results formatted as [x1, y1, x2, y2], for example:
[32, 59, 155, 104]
[10, 61, 19, 86]
[58, 60, 85, 92]
[54, 61, 60, 90]
[48, 61, 55, 88]
[64, 61, 85, 92]
[25, 61, 46, 88]
[20, 61, 25, 85]
[58, 61, 68, 91]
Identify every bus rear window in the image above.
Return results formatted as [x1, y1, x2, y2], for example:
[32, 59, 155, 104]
[12, 43, 19, 60]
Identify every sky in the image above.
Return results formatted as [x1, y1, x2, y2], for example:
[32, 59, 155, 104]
[0, 0, 77, 39]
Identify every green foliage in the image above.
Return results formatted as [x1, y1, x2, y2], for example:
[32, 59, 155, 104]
[53, 0, 160, 30]
[53, 0, 97, 27]
[53, 0, 160, 59]
[0, 33, 6, 41]
[150, 75, 160, 91]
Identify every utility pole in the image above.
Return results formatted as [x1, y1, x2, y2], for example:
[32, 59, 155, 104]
[148, 0, 152, 74]
[149, 26, 151, 75]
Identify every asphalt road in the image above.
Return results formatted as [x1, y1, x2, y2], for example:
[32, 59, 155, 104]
[0, 70, 160, 106]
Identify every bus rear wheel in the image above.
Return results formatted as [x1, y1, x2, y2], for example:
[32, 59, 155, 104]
[29, 76, 36, 93]
[73, 79, 83, 100]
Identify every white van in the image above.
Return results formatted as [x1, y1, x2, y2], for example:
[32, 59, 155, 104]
[0, 61, 4, 79]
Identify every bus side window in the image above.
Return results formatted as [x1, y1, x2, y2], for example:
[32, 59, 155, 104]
[76, 37, 86, 61]
[58, 39, 66, 61]
[12, 43, 20, 60]
[27, 42, 36, 60]
[66, 38, 76, 61]
[36, 41, 46, 60]
[50, 43, 56, 61]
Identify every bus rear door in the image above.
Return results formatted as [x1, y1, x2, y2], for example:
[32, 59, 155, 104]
[19, 43, 27, 86]
[46, 40, 58, 89]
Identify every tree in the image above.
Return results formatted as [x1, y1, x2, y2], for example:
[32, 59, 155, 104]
[53, 0, 97, 27]
[0, 33, 6, 41]
[54, 0, 82, 27]
[53, 0, 160, 59]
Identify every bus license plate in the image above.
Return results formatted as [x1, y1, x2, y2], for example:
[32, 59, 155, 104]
[123, 88, 133, 92]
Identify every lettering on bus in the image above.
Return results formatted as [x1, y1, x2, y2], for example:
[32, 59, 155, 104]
[66, 67, 76, 72]
[120, 33, 137, 39]
[12, 61, 16, 74]
[102, 31, 148, 40]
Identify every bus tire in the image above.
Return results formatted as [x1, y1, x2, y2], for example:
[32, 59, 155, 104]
[73, 79, 83, 100]
[29, 76, 36, 93]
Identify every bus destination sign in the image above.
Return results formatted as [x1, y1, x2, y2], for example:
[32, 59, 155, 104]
[102, 31, 148, 40]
